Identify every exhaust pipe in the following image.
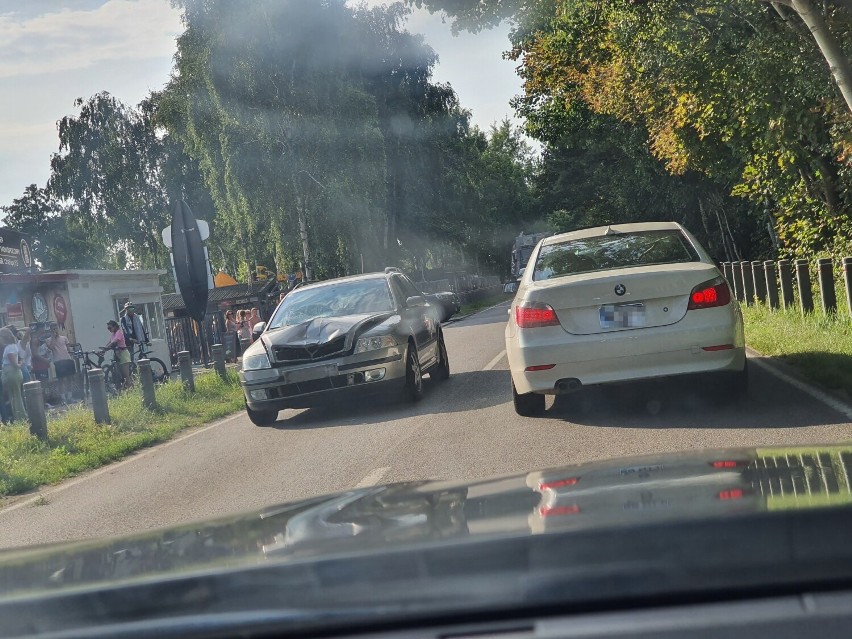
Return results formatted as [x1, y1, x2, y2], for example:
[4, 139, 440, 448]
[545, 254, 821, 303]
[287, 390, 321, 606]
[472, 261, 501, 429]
[555, 378, 582, 394]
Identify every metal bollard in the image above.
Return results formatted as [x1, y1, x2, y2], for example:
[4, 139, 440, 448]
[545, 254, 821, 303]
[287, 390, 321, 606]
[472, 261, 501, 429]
[741, 261, 755, 305]
[795, 259, 814, 314]
[843, 257, 852, 318]
[212, 344, 227, 380]
[751, 261, 767, 303]
[88, 368, 111, 425]
[764, 261, 780, 309]
[778, 259, 794, 308]
[239, 337, 252, 358]
[137, 359, 157, 410]
[817, 258, 837, 313]
[178, 351, 195, 393]
[732, 261, 745, 302]
[23, 381, 47, 440]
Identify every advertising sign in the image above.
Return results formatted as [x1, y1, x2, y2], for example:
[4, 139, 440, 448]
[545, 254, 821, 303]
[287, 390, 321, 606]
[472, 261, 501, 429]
[0, 228, 33, 273]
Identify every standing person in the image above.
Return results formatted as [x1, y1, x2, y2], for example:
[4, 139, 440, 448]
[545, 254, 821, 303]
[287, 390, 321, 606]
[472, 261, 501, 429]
[99, 320, 131, 389]
[0, 328, 25, 422]
[248, 308, 261, 340]
[46, 324, 75, 404]
[15, 326, 32, 383]
[224, 310, 237, 363]
[237, 309, 252, 341]
[120, 302, 149, 364]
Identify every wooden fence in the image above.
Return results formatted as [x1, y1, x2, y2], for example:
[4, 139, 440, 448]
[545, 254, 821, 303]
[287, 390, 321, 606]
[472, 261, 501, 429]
[722, 259, 852, 316]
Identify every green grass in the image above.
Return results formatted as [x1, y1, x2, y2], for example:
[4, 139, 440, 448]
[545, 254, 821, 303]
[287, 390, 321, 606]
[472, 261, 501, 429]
[459, 292, 513, 316]
[0, 371, 244, 497]
[742, 302, 852, 396]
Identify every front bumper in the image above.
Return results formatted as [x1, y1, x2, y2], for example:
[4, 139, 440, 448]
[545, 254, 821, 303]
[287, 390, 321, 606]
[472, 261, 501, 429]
[240, 349, 407, 411]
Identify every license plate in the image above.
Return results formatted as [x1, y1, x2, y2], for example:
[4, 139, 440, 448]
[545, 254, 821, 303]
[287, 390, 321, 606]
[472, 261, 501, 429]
[599, 303, 645, 329]
[281, 363, 338, 384]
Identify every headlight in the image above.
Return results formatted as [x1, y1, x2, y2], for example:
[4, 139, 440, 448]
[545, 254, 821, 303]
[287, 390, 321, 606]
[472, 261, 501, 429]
[355, 335, 397, 354]
[242, 353, 272, 371]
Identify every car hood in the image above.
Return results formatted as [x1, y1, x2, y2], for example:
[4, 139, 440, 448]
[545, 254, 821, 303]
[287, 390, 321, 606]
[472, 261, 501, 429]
[4, 445, 852, 634]
[261, 312, 395, 355]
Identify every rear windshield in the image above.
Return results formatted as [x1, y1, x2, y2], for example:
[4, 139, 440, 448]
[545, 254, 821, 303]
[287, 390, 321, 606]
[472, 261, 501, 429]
[533, 230, 700, 281]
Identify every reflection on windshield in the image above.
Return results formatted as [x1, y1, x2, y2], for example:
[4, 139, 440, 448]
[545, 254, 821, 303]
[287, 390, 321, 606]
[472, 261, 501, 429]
[1, 446, 851, 600]
[269, 280, 395, 328]
[534, 231, 699, 280]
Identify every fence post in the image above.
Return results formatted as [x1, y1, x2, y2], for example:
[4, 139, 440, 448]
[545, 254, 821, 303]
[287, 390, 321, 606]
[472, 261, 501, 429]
[88, 369, 111, 425]
[212, 344, 227, 380]
[731, 261, 744, 301]
[843, 257, 852, 318]
[764, 261, 780, 309]
[795, 259, 814, 314]
[817, 258, 837, 314]
[741, 261, 755, 305]
[178, 350, 195, 393]
[751, 261, 767, 303]
[137, 359, 157, 410]
[778, 259, 794, 308]
[23, 381, 47, 441]
[722, 262, 733, 286]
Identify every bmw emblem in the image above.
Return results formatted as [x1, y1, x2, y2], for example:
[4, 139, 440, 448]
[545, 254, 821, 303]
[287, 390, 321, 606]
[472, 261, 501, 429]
[614, 284, 626, 296]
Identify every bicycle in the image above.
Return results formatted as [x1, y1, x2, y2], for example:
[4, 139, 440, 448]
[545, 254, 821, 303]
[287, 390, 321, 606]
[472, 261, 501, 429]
[128, 342, 170, 385]
[75, 348, 122, 400]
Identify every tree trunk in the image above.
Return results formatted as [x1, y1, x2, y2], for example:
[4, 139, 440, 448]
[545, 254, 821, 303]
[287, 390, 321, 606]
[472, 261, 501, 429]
[770, 0, 852, 112]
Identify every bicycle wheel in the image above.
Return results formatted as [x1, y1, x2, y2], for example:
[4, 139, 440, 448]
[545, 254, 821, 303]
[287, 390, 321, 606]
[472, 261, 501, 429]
[147, 358, 170, 384]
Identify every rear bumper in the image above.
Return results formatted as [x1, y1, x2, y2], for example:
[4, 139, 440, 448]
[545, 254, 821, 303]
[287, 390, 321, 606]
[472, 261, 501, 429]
[507, 305, 745, 394]
[241, 352, 407, 411]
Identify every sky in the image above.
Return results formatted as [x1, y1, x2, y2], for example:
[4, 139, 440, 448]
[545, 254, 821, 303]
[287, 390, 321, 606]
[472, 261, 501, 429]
[0, 0, 523, 209]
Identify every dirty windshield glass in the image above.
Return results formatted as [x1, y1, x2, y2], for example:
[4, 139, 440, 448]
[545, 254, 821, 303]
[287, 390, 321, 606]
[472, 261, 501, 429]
[268, 279, 395, 328]
[1, 0, 852, 635]
[533, 231, 700, 280]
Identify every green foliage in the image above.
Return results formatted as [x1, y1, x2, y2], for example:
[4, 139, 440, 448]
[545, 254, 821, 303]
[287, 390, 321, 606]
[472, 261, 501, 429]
[421, 0, 852, 262]
[1, 185, 111, 270]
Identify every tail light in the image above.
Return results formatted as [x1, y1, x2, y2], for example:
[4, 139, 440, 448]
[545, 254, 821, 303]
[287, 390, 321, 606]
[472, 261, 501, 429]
[516, 302, 559, 328]
[688, 277, 731, 310]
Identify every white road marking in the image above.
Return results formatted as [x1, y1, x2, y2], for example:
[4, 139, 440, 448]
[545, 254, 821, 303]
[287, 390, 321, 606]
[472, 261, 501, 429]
[0, 412, 246, 516]
[747, 349, 852, 421]
[354, 467, 390, 488]
[484, 349, 507, 371]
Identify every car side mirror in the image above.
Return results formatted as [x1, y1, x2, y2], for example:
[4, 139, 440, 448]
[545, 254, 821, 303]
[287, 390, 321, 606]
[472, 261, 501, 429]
[406, 295, 426, 308]
[252, 322, 265, 334]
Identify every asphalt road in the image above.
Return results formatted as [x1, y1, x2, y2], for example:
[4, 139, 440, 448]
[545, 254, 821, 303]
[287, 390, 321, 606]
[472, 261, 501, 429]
[1, 301, 851, 549]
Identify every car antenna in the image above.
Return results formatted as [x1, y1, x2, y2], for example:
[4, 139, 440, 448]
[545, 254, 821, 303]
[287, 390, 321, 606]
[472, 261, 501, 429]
[604, 225, 621, 236]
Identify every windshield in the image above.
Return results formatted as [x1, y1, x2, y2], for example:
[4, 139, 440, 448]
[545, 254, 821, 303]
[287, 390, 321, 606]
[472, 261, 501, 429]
[1, 0, 851, 635]
[533, 230, 700, 280]
[268, 279, 395, 328]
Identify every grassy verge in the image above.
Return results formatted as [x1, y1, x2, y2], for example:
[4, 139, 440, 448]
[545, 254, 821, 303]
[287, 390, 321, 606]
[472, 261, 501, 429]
[0, 371, 244, 497]
[741, 303, 852, 396]
[459, 292, 513, 316]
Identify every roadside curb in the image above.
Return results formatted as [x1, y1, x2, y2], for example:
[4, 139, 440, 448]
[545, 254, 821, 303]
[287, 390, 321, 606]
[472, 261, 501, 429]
[746, 346, 852, 421]
[443, 298, 511, 325]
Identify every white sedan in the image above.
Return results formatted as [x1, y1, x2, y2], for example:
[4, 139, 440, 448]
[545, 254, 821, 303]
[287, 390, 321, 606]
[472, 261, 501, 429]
[505, 222, 746, 416]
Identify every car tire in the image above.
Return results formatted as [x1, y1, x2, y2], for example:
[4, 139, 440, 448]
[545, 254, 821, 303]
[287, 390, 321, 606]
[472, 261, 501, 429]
[513, 381, 545, 417]
[431, 334, 450, 382]
[245, 401, 278, 426]
[402, 343, 424, 402]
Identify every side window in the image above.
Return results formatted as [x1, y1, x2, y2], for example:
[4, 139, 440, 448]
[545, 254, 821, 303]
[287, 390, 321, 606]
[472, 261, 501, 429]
[389, 277, 406, 308]
[399, 276, 421, 302]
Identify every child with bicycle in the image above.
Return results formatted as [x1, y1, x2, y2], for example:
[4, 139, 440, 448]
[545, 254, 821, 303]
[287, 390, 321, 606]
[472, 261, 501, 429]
[99, 320, 132, 389]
